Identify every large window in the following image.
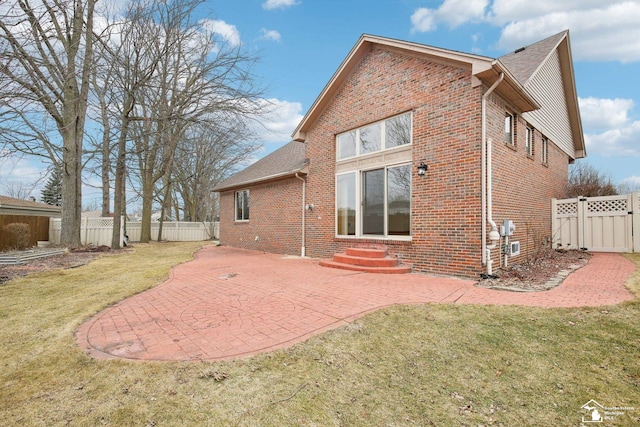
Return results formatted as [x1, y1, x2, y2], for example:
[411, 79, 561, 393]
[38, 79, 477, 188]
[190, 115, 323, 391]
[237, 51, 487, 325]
[335, 112, 412, 239]
[235, 190, 249, 221]
[336, 112, 412, 160]
[336, 164, 411, 238]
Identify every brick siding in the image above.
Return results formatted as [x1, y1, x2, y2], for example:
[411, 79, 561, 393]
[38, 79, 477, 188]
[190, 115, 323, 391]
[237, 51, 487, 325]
[219, 45, 571, 279]
[218, 177, 304, 255]
[302, 46, 569, 278]
[486, 94, 569, 268]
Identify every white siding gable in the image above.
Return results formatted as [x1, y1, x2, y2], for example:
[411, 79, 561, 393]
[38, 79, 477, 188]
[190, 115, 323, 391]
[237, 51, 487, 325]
[522, 50, 575, 158]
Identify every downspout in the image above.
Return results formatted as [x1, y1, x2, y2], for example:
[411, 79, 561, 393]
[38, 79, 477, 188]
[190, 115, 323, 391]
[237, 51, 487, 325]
[295, 173, 306, 257]
[481, 72, 504, 275]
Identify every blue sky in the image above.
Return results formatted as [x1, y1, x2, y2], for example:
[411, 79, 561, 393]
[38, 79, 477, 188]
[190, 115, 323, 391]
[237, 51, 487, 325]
[210, 0, 640, 189]
[1, 0, 639, 205]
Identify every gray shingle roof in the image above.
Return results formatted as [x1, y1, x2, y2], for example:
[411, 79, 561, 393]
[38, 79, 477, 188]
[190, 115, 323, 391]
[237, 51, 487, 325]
[213, 141, 308, 192]
[498, 31, 567, 85]
[0, 195, 60, 210]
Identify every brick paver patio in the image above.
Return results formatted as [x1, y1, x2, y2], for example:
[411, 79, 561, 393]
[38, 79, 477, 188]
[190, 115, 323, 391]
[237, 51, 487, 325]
[75, 247, 636, 362]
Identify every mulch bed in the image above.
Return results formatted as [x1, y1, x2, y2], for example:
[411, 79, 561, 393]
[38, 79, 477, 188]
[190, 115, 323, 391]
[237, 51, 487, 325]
[0, 246, 112, 284]
[477, 248, 591, 291]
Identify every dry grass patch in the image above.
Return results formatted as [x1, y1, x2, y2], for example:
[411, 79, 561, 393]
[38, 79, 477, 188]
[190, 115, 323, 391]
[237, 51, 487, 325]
[0, 247, 638, 426]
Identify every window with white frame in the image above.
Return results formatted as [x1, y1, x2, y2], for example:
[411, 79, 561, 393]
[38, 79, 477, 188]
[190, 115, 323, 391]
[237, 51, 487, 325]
[335, 112, 412, 238]
[336, 112, 412, 160]
[525, 126, 533, 156]
[505, 113, 514, 145]
[235, 190, 249, 221]
[541, 136, 548, 164]
[336, 164, 411, 238]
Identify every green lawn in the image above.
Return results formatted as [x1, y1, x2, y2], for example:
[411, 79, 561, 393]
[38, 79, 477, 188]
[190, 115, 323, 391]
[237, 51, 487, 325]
[1, 243, 638, 426]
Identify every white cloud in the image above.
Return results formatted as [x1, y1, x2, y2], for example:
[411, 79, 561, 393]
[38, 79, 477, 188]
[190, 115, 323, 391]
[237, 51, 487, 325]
[488, 0, 606, 25]
[262, 0, 300, 11]
[496, 2, 640, 62]
[410, 8, 437, 33]
[579, 97, 634, 131]
[260, 28, 282, 42]
[410, 0, 640, 62]
[255, 99, 304, 143]
[199, 19, 241, 47]
[580, 97, 640, 157]
[411, 0, 489, 32]
[585, 122, 640, 157]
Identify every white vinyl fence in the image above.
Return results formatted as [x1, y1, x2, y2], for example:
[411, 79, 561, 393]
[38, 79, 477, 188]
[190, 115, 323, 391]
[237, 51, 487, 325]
[50, 217, 218, 246]
[552, 192, 639, 253]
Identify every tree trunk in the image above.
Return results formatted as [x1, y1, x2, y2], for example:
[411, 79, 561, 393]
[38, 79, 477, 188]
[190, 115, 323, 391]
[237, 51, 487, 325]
[140, 176, 154, 243]
[100, 104, 111, 217]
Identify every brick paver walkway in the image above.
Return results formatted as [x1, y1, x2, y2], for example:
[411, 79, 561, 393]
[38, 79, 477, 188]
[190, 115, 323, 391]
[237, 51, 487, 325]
[76, 247, 636, 362]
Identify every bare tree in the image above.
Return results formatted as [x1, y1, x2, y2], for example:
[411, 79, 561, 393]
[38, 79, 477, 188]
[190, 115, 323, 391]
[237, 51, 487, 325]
[617, 178, 640, 195]
[0, 0, 96, 246]
[566, 162, 617, 197]
[2, 180, 37, 199]
[90, 0, 167, 248]
[126, 0, 268, 243]
[172, 122, 259, 222]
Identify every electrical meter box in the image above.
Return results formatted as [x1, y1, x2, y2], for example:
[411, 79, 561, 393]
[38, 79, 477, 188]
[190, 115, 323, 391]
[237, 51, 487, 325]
[501, 220, 515, 237]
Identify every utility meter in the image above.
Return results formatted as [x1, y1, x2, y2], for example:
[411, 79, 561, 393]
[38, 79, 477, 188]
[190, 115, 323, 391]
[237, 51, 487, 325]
[501, 220, 515, 237]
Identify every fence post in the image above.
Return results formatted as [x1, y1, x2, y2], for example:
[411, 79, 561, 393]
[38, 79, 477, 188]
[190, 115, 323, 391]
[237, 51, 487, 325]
[551, 198, 558, 248]
[82, 216, 88, 246]
[633, 192, 640, 253]
[577, 196, 587, 250]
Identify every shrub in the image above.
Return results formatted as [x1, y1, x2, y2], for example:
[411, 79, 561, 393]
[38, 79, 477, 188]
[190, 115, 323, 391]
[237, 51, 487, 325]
[3, 223, 31, 250]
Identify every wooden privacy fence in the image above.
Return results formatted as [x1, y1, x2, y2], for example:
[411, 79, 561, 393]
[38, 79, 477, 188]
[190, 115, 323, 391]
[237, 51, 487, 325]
[50, 217, 219, 247]
[0, 214, 51, 251]
[551, 192, 639, 253]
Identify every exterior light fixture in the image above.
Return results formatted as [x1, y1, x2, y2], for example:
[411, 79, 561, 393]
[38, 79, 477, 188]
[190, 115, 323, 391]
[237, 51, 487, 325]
[417, 162, 428, 176]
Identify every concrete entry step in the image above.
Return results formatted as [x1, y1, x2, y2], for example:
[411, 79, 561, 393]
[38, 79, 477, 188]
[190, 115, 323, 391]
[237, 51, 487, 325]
[319, 259, 412, 274]
[320, 246, 411, 274]
[345, 247, 387, 258]
[332, 253, 399, 267]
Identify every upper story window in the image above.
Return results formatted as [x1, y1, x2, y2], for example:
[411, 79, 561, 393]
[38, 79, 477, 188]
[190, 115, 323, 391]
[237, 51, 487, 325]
[336, 112, 412, 160]
[235, 190, 249, 221]
[541, 137, 548, 164]
[505, 113, 514, 145]
[525, 126, 534, 156]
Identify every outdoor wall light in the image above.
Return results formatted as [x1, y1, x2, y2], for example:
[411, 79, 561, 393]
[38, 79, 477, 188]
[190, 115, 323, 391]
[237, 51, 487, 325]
[417, 162, 428, 176]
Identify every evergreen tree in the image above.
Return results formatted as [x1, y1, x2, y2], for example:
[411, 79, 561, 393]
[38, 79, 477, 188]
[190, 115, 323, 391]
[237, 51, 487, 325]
[41, 166, 63, 206]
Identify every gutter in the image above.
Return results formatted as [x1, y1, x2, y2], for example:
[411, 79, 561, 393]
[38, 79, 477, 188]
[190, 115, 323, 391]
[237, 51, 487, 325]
[481, 72, 504, 275]
[295, 173, 306, 257]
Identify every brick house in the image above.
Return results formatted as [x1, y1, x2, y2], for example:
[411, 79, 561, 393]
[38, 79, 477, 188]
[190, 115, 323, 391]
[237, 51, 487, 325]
[214, 31, 585, 279]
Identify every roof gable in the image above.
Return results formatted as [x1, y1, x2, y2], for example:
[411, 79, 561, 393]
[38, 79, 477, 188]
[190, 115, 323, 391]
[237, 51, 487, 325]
[292, 31, 584, 159]
[293, 34, 501, 142]
[498, 31, 585, 158]
[498, 31, 566, 85]
[213, 141, 308, 192]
